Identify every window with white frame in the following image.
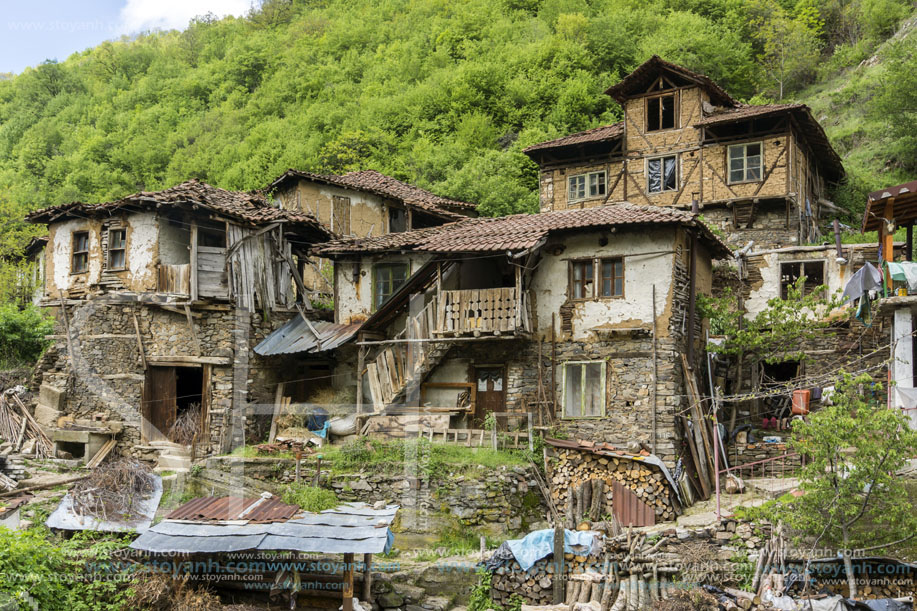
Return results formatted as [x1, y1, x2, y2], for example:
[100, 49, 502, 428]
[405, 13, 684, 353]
[563, 361, 605, 418]
[728, 142, 763, 183]
[568, 171, 606, 202]
[647, 155, 677, 193]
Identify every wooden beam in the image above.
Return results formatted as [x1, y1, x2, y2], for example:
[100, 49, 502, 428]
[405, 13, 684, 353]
[132, 311, 147, 370]
[269, 382, 284, 443]
[362, 554, 373, 602]
[342, 553, 354, 611]
[190, 220, 199, 301]
[147, 355, 231, 366]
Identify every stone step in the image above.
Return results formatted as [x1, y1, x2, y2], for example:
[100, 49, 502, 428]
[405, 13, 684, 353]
[156, 454, 192, 472]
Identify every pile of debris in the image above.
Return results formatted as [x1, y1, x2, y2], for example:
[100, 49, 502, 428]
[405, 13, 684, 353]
[70, 457, 156, 522]
[0, 386, 53, 479]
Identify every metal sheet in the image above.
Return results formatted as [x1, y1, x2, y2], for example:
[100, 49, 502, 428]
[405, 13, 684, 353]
[254, 318, 360, 356]
[612, 479, 655, 528]
[165, 495, 300, 523]
[45, 476, 162, 533]
[130, 531, 267, 554]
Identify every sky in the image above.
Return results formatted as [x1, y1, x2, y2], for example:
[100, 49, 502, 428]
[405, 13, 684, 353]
[0, 0, 252, 74]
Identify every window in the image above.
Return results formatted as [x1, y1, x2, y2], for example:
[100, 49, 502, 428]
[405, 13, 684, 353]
[647, 155, 677, 193]
[563, 361, 605, 418]
[568, 171, 606, 202]
[107, 228, 126, 270]
[646, 94, 676, 131]
[780, 261, 825, 299]
[198, 223, 226, 248]
[388, 207, 406, 233]
[600, 258, 624, 297]
[373, 263, 409, 310]
[71, 231, 89, 274]
[570, 257, 625, 300]
[570, 259, 594, 299]
[728, 143, 763, 183]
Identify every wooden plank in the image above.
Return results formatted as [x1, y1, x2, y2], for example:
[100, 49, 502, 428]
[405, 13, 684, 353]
[269, 382, 285, 443]
[366, 363, 383, 412]
[147, 355, 231, 366]
[132, 312, 147, 370]
[86, 439, 117, 469]
[190, 222, 199, 301]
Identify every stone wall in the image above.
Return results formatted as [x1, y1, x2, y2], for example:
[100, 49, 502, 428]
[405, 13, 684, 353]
[202, 456, 548, 537]
[33, 301, 295, 457]
[702, 200, 798, 250]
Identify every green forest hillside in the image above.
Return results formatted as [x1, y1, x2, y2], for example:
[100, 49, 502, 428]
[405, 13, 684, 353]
[0, 0, 915, 261]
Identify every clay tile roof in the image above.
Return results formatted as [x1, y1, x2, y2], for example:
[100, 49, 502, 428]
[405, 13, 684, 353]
[605, 55, 737, 107]
[268, 169, 475, 219]
[695, 103, 845, 183]
[314, 202, 732, 258]
[523, 122, 624, 154]
[26, 179, 332, 238]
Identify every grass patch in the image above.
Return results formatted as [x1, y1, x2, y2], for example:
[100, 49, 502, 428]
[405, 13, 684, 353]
[280, 484, 338, 512]
[321, 438, 529, 479]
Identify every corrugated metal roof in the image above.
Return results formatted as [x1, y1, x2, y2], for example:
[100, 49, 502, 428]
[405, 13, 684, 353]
[254, 318, 360, 356]
[130, 502, 399, 555]
[165, 495, 301, 523]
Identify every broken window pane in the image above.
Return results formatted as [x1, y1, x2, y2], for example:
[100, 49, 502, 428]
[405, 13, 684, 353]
[647, 97, 660, 132]
[648, 156, 677, 193]
[663, 156, 677, 190]
[647, 94, 675, 131]
[647, 158, 661, 193]
[660, 95, 675, 129]
[388, 207, 406, 233]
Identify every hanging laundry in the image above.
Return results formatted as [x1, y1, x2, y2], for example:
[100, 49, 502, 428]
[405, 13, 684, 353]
[886, 260, 917, 291]
[842, 261, 883, 304]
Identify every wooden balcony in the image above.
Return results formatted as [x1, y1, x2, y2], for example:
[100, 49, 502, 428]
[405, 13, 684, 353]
[436, 287, 532, 337]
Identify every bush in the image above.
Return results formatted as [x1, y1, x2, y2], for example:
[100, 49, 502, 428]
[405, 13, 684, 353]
[0, 304, 54, 368]
[280, 484, 339, 512]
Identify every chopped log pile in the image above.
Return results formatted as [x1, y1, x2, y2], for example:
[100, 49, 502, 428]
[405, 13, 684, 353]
[548, 447, 679, 525]
[256, 437, 318, 454]
[0, 386, 52, 459]
[490, 545, 604, 607]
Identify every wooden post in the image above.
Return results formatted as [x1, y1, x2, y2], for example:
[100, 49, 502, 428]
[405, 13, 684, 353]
[268, 382, 284, 443]
[553, 524, 565, 604]
[651, 284, 657, 454]
[131, 311, 147, 371]
[362, 553, 372, 602]
[527, 412, 534, 453]
[882, 198, 896, 291]
[342, 553, 354, 611]
[190, 221, 199, 301]
[687, 200, 699, 364]
[908, 223, 914, 262]
[551, 313, 557, 416]
[357, 342, 366, 415]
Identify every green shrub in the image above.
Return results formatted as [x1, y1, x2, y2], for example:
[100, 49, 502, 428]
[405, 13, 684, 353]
[280, 484, 339, 512]
[0, 304, 54, 368]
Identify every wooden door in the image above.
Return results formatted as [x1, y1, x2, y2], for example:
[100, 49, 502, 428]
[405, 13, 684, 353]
[142, 367, 176, 442]
[473, 367, 505, 428]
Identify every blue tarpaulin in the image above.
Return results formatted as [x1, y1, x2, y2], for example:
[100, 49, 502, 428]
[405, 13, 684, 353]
[505, 528, 601, 571]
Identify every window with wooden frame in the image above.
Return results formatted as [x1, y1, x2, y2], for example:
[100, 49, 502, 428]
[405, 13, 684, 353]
[107, 228, 126, 270]
[599, 257, 624, 297]
[71, 231, 89, 274]
[373, 262, 409, 310]
[728, 142, 763, 183]
[563, 361, 605, 418]
[568, 171, 606, 202]
[780, 260, 825, 299]
[646, 93, 676, 132]
[647, 155, 677, 193]
[569, 259, 594, 299]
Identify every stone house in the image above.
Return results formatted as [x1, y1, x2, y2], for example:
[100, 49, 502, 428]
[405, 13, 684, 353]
[523, 56, 845, 250]
[26, 179, 332, 465]
[268, 169, 478, 294]
[311, 203, 731, 468]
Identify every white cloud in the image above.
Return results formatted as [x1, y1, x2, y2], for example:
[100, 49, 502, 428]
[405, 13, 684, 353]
[119, 0, 252, 33]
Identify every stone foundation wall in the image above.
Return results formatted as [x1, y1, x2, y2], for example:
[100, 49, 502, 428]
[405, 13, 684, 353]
[703, 201, 799, 250]
[33, 301, 295, 456]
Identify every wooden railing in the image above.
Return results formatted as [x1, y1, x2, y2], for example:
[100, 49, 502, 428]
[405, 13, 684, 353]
[157, 264, 191, 294]
[436, 288, 531, 336]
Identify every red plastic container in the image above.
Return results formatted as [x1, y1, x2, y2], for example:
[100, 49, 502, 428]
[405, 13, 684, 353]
[792, 389, 811, 415]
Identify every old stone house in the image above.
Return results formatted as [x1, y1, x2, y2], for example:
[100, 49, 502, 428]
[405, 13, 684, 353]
[268, 169, 478, 293]
[311, 203, 731, 469]
[26, 179, 332, 465]
[523, 56, 845, 250]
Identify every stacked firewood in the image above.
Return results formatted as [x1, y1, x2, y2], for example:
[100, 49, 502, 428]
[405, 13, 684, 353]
[256, 438, 316, 454]
[0, 387, 52, 459]
[549, 450, 678, 524]
[491, 553, 602, 607]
